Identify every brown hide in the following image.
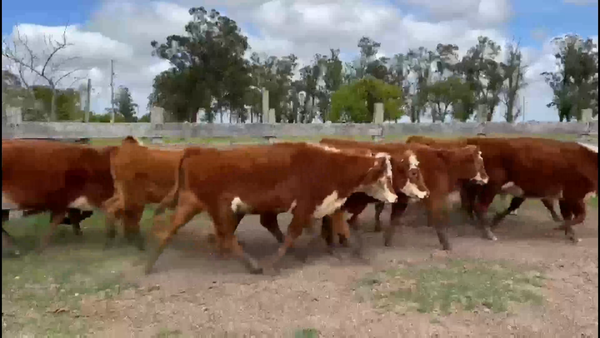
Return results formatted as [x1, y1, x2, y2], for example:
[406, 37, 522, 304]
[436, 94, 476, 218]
[2, 139, 116, 249]
[407, 135, 598, 242]
[147, 142, 398, 274]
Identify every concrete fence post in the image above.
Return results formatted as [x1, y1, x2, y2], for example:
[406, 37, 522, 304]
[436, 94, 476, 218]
[262, 88, 269, 123]
[373, 103, 384, 124]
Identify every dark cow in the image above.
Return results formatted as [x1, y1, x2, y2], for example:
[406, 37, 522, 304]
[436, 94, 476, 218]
[406, 135, 598, 242]
[317, 138, 489, 251]
[2, 139, 117, 250]
[147, 142, 403, 274]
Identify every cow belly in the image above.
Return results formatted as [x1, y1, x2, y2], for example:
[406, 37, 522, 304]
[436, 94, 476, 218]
[500, 182, 563, 199]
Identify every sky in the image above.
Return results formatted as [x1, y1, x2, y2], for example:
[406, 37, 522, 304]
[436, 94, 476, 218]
[1, 0, 598, 122]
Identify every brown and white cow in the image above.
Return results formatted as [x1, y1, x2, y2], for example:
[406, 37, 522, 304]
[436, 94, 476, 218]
[2, 139, 117, 250]
[317, 138, 489, 251]
[147, 142, 401, 274]
[253, 140, 431, 254]
[405, 135, 561, 223]
[406, 135, 598, 242]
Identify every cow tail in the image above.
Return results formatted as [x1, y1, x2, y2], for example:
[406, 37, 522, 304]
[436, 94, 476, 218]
[153, 150, 188, 218]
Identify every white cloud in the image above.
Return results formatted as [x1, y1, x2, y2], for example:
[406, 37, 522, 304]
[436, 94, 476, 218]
[1, 0, 590, 122]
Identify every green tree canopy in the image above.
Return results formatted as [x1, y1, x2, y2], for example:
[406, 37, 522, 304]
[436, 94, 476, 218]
[330, 78, 403, 123]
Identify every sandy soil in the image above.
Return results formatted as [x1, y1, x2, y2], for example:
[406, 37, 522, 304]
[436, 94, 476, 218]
[88, 201, 599, 338]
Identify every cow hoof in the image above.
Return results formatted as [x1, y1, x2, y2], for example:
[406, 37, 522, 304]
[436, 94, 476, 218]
[482, 229, 498, 241]
[569, 237, 581, 244]
[373, 223, 382, 233]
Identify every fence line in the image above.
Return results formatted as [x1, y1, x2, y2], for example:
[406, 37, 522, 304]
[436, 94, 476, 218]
[1, 121, 598, 141]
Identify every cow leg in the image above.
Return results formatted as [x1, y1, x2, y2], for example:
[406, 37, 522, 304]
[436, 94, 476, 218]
[473, 187, 498, 241]
[559, 199, 573, 221]
[427, 200, 451, 251]
[383, 199, 409, 247]
[66, 209, 84, 236]
[123, 206, 145, 251]
[460, 185, 477, 224]
[145, 199, 201, 274]
[553, 199, 585, 243]
[103, 197, 123, 249]
[542, 198, 562, 222]
[262, 211, 310, 273]
[259, 212, 284, 243]
[38, 211, 68, 252]
[373, 202, 385, 232]
[491, 197, 525, 228]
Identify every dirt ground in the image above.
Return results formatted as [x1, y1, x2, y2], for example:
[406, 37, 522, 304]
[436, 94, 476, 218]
[2, 199, 598, 337]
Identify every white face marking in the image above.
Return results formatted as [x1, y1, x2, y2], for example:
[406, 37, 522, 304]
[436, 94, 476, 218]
[577, 142, 599, 153]
[68, 196, 94, 211]
[312, 191, 347, 218]
[356, 156, 398, 204]
[408, 154, 419, 169]
[471, 172, 489, 185]
[478, 151, 484, 161]
[231, 197, 251, 213]
[401, 180, 429, 199]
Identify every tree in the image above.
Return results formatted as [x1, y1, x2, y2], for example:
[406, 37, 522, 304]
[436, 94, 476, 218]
[406, 47, 436, 122]
[2, 26, 84, 121]
[149, 7, 250, 123]
[427, 76, 469, 122]
[542, 34, 598, 121]
[115, 86, 138, 122]
[330, 78, 403, 123]
[500, 41, 527, 122]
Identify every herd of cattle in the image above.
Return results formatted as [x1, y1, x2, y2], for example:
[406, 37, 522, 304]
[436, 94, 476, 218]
[1, 135, 598, 274]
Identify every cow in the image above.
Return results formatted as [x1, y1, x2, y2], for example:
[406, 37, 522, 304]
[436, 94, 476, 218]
[146, 142, 404, 274]
[106, 136, 292, 250]
[102, 136, 185, 250]
[2, 139, 117, 251]
[317, 138, 489, 251]
[406, 135, 598, 242]
[405, 135, 561, 223]
[252, 141, 431, 255]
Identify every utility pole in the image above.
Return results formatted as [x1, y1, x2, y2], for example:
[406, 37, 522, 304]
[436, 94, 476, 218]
[85, 78, 91, 122]
[110, 59, 115, 123]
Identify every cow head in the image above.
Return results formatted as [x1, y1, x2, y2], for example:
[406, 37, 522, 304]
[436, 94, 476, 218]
[355, 153, 399, 203]
[393, 150, 430, 199]
[452, 145, 489, 185]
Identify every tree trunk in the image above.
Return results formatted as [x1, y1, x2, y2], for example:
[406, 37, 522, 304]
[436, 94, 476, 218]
[50, 87, 57, 121]
[486, 106, 495, 122]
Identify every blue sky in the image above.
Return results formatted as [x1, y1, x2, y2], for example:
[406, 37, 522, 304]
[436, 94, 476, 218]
[2, 0, 100, 35]
[1, 0, 598, 121]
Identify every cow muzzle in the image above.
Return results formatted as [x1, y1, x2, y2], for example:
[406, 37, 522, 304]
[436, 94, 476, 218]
[471, 172, 489, 185]
[401, 181, 429, 199]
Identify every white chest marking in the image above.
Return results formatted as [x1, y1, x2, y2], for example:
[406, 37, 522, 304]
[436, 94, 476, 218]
[231, 197, 251, 213]
[313, 191, 347, 219]
[68, 196, 94, 211]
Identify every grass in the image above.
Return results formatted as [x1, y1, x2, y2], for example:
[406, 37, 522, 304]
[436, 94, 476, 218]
[1, 209, 161, 337]
[589, 196, 598, 208]
[356, 258, 545, 316]
[294, 328, 320, 338]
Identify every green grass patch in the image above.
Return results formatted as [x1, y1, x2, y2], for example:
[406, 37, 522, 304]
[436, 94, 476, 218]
[294, 328, 320, 338]
[154, 328, 183, 338]
[356, 259, 545, 316]
[1, 208, 165, 336]
[589, 196, 598, 208]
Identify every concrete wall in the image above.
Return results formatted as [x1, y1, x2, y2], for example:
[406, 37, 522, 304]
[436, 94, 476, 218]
[2, 121, 598, 140]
